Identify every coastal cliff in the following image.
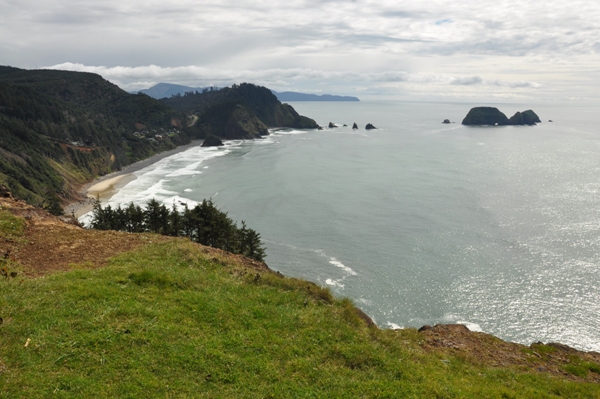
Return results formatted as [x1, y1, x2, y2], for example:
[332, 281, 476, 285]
[1, 194, 600, 397]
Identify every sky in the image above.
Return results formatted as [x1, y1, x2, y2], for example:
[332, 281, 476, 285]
[1, 0, 600, 102]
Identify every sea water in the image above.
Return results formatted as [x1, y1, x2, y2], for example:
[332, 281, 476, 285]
[88, 101, 600, 351]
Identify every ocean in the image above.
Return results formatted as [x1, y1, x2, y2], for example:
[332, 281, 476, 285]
[84, 100, 600, 352]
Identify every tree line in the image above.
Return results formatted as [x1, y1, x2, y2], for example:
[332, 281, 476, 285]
[90, 198, 266, 262]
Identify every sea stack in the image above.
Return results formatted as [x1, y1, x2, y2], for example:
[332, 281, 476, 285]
[328, 122, 337, 128]
[442, 119, 451, 124]
[462, 107, 541, 126]
[461, 107, 509, 126]
[352, 123, 358, 129]
[365, 123, 377, 130]
[508, 110, 541, 126]
[201, 135, 224, 147]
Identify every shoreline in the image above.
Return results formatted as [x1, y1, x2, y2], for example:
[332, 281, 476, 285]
[65, 140, 203, 217]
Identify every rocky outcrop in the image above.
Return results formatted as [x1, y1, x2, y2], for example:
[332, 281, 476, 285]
[462, 107, 541, 126]
[0, 185, 14, 199]
[352, 123, 358, 129]
[443, 119, 451, 124]
[365, 123, 377, 130]
[328, 122, 337, 128]
[418, 324, 600, 382]
[201, 135, 224, 147]
[461, 107, 509, 126]
[508, 110, 541, 126]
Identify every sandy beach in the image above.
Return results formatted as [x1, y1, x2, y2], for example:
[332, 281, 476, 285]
[65, 140, 203, 217]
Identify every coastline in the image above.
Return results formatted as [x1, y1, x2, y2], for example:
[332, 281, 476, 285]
[65, 140, 203, 217]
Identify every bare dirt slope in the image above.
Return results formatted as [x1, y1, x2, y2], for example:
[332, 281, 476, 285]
[0, 190, 268, 277]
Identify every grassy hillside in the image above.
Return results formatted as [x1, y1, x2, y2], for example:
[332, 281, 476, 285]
[1, 202, 600, 398]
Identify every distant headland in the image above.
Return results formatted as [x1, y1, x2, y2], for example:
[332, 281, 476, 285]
[133, 83, 360, 102]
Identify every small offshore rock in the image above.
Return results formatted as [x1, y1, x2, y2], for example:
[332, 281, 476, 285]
[442, 119, 451, 124]
[201, 135, 224, 147]
[352, 122, 358, 129]
[343, 124, 348, 127]
[365, 123, 377, 130]
[328, 122, 337, 128]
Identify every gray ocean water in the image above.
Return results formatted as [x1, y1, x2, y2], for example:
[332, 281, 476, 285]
[91, 101, 600, 351]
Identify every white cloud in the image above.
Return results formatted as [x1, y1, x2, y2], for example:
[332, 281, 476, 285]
[47, 62, 542, 99]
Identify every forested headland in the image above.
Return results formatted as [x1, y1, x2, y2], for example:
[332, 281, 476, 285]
[0, 66, 316, 212]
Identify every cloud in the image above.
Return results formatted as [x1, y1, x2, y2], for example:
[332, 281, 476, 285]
[2, 0, 598, 100]
[47, 62, 541, 95]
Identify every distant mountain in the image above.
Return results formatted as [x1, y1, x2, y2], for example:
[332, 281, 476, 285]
[133, 83, 216, 99]
[134, 83, 359, 102]
[271, 91, 360, 102]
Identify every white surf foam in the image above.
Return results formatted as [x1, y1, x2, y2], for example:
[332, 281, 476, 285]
[457, 321, 483, 332]
[329, 258, 357, 276]
[325, 279, 345, 288]
[386, 322, 403, 330]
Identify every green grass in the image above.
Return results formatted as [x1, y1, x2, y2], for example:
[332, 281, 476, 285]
[1, 240, 600, 398]
[0, 210, 25, 241]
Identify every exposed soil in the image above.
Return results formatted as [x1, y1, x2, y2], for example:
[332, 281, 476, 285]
[418, 324, 600, 383]
[0, 193, 268, 277]
[1, 192, 599, 383]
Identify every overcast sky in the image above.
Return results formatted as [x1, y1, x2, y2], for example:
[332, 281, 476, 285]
[1, 0, 599, 102]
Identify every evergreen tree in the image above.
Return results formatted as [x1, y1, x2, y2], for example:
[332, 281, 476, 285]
[88, 197, 266, 261]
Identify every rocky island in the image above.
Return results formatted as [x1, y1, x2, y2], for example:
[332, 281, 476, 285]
[462, 107, 541, 126]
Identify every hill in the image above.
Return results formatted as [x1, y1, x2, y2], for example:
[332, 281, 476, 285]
[132, 83, 212, 99]
[0, 66, 191, 209]
[1, 193, 600, 397]
[161, 83, 319, 139]
[134, 82, 359, 102]
[271, 91, 360, 102]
